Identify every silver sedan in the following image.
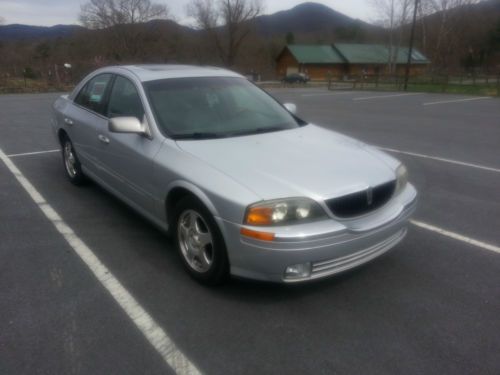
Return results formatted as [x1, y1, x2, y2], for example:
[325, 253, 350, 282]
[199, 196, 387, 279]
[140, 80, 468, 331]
[51, 65, 417, 285]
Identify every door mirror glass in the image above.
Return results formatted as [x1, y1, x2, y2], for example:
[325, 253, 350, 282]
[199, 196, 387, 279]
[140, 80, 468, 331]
[109, 117, 145, 135]
[283, 103, 297, 115]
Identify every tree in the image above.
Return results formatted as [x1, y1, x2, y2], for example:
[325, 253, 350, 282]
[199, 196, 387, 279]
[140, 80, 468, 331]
[489, 20, 500, 52]
[0, 16, 5, 25]
[79, 0, 168, 29]
[23, 67, 37, 79]
[79, 0, 169, 59]
[285, 32, 295, 45]
[35, 42, 51, 60]
[372, 0, 413, 74]
[187, 0, 264, 67]
[418, 0, 481, 72]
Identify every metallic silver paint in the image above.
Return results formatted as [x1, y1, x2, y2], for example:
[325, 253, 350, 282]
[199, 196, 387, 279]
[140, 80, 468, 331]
[109, 116, 146, 135]
[52, 64, 418, 283]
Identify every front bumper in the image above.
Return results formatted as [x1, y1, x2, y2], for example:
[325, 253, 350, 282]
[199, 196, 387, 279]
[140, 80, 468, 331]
[218, 183, 417, 283]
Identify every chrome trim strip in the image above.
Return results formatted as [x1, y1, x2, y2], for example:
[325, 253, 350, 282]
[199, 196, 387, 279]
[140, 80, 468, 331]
[283, 228, 407, 283]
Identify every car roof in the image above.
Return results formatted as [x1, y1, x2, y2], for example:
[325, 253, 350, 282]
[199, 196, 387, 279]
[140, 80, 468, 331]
[105, 64, 243, 82]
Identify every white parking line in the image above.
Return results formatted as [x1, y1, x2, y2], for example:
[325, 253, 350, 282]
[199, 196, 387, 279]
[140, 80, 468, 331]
[423, 97, 492, 106]
[379, 147, 500, 173]
[411, 220, 500, 254]
[0, 147, 201, 375]
[7, 149, 59, 158]
[302, 91, 354, 97]
[353, 93, 422, 101]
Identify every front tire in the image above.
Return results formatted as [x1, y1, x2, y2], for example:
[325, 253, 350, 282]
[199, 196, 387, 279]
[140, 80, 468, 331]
[61, 136, 86, 186]
[173, 196, 229, 285]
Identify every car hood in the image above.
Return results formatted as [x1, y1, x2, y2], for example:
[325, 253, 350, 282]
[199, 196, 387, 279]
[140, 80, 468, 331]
[176, 125, 397, 201]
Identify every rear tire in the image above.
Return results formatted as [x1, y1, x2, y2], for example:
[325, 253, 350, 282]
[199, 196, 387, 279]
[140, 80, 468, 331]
[173, 196, 229, 285]
[61, 136, 86, 186]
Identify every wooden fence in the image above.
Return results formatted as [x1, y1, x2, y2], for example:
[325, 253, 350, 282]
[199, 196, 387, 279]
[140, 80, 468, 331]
[327, 74, 500, 96]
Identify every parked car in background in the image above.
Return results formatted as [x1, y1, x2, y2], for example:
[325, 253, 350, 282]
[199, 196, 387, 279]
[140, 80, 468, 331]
[51, 65, 417, 285]
[282, 72, 310, 84]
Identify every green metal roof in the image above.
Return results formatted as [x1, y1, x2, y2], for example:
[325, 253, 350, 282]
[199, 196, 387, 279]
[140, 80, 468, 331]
[282, 43, 430, 65]
[286, 45, 346, 64]
[333, 43, 430, 64]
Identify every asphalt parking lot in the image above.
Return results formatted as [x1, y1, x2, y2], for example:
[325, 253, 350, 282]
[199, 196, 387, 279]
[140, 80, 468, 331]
[1, 88, 499, 375]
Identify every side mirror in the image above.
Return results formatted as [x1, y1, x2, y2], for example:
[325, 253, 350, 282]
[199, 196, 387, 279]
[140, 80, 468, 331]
[283, 103, 297, 115]
[109, 116, 145, 135]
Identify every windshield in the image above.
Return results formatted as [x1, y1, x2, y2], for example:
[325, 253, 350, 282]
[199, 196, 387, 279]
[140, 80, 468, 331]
[144, 77, 302, 139]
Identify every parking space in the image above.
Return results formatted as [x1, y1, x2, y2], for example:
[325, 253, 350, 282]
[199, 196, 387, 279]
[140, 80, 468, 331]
[0, 157, 174, 375]
[273, 89, 500, 167]
[1, 89, 499, 374]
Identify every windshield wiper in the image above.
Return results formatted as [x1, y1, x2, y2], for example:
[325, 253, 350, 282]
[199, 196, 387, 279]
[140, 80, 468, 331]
[229, 126, 290, 137]
[172, 126, 290, 140]
[171, 132, 227, 140]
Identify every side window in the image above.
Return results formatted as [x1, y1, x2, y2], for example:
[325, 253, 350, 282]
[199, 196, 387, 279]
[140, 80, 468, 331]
[74, 73, 112, 115]
[107, 76, 145, 121]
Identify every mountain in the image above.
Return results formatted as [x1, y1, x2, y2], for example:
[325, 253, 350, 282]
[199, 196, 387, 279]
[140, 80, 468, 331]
[254, 2, 377, 36]
[0, 24, 85, 41]
[0, 2, 378, 42]
[1, 1, 498, 43]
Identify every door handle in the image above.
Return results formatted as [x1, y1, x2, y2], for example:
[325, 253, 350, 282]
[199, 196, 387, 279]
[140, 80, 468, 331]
[98, 134, 110, 144]
[64, 117, 74, 125]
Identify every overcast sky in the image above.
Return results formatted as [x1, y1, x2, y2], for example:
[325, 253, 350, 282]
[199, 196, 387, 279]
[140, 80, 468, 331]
[0, 0, 374, 27]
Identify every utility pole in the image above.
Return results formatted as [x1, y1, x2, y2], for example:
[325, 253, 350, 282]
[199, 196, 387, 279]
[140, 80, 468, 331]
[404, 0, 419, 91]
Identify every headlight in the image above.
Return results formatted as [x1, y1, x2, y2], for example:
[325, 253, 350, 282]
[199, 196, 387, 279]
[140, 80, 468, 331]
[395, 164, 408, 194]
[244, 198, 326, 226]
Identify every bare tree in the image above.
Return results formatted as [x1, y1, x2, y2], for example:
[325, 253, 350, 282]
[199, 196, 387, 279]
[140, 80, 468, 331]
[80, 0, 168, 29]
[79, 0, 169, 59]
[419, 0, 480, 72]
[187, 0, 264, 67]
[372, 0, 413, 74]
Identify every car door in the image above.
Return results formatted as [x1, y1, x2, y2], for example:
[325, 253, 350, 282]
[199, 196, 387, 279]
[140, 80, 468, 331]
[96, 74, 164, 215]
[64, 73, 113, 176]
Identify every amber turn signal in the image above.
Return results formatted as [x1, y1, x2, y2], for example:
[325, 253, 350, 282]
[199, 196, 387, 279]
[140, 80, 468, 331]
[245, 206, 273, 225]
[240, 227, 275, 241]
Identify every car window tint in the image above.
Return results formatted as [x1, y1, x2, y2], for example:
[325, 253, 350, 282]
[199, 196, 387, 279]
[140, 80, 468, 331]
[74, 73, 112, 114]
[107, 76, 145, 121]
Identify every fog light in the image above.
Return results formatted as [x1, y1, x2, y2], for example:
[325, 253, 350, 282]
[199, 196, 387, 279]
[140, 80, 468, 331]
[284, 262, 312, 279]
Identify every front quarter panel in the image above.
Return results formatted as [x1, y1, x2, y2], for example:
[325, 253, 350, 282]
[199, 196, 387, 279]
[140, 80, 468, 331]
[153, 139, 262, 227]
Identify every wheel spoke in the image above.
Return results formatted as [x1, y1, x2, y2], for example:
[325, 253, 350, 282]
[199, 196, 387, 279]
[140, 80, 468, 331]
[198, 251, 211, 269]
[179, 222, 189, 239]
[180, 224, 189, 241]
[197, 232, 212, 248]
[185, 248, 196, 263]
[186, 211, 195, 230]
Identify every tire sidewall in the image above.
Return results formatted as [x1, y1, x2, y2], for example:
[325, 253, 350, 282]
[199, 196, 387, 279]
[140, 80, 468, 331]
[173, 196, 229, 285]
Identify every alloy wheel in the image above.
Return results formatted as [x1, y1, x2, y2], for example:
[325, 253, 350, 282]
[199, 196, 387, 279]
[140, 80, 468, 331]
[177, 210, 214, 273]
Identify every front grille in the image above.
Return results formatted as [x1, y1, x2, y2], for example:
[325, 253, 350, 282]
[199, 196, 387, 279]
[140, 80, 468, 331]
[326, 180, 396, 218]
